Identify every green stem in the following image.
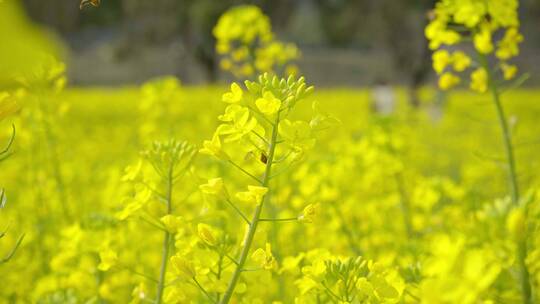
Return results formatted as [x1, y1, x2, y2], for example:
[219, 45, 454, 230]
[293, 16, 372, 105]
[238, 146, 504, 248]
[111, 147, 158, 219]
[259, 217, 298, 222]
[1, 233, 25, 263]
[482, 56, 531, 304]
[225, 253, 239, 266]
[219, 113, 281, 304]
[330, 203, 362, 255]
[228, 160, 263, 184]
[491, 86, 520, 203]
[155, 163, 174, 304]
[37, 96, 70, 221]
[482, 56, 520, 203]
[518, 239, 532, 304]
[215, 254, 224, 302]
[395, 173, 413, 238]
[0, 124, 16, 157]
[225, 198, 251, 225]
[193, 277, 217, 303]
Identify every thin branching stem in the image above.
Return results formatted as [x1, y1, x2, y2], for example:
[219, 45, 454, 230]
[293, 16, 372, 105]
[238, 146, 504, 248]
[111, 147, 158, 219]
[155, 162, 174, 304]
[120, 264, 159, 283]
[219, 113, 281, 304]
[225, 253, 240, 266]
[246, 105, 274, 126]
[481, 54, 532, 304]
[138, 214, 167, 232]
[225, 198, 251, 225]
[259, 217, 298, 222]
[0, 124, 16, 156]
[193, 277, 217, 303]
[1, 233, 25, 264]
[251, 130, 270, 146]
[227, 160, 263, 184]
[394, 173, 413, 238]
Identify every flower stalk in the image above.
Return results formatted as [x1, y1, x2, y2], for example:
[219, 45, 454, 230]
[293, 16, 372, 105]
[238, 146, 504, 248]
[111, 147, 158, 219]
[482, 55, 532, 304]
[219, 113, 280, 304]
[155, 161, 174, 304]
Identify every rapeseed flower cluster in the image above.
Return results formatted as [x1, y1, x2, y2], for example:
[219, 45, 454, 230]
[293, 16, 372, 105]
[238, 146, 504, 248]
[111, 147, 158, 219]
[426, 0, 523, 92]
[213, 5, 299, 78]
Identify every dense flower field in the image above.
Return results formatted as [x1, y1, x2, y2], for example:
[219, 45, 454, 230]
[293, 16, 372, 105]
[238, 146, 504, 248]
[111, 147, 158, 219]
[1, 80, 539, 303]
[1, 0, 539, 303]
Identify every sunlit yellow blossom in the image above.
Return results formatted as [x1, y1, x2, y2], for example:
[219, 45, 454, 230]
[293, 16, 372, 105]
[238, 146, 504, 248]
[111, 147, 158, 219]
[199, 178, 226, 197]
[452, 51, 472, 72]
[232, 47, 249, 62]
[160, 215, 182, 233]
[214, 5, 299, 77]
[216, 42, 230, 54]
[116, 187, 152, 220]
[251, 243, 276, 270]
[425, 20, 461, 50]
[470, 68, 488, 93]
[453, 1, 485, 27]
[298, 203, 320, 223]
[256, 91, 281, 115]
[215, 106, 258, 142]
[200, 133, 229, 160]
[501, 63, 517, 80]
[222, 83, 243, 103]
[220, 58, 233, 71]
[236, 185, 268, 205]
[130, 282, 148, 304]
[278, 119, 315, 150]
[506, 207, 526, 241]
[432, 50, 451, 74]
[121, 159, 142, 182]
[170, 255, 196, 278]
[474, 25, 494, 54]
[496, 28, 523, 60]
[98, 249, 118, 271]
[438, 72, 460, 90]
[197, 223, 218, 246]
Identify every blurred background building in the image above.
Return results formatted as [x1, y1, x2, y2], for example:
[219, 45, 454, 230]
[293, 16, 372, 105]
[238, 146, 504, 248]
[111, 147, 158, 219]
[13, 0, 540, 88]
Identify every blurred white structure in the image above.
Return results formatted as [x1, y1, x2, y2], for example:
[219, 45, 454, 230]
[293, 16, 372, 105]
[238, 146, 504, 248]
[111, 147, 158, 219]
[371, 81, 396, 116]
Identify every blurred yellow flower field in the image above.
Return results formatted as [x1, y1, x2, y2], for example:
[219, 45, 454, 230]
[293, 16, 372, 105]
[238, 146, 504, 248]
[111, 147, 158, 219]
[1, 0, 539, 303]
[1, 79, 539, 302]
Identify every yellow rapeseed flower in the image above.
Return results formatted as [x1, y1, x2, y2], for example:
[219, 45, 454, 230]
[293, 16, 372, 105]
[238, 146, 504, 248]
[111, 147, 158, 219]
[256, 91, 281, 115]
[251, 243, 276, 270]
[432, 50, 451, 74]
[470, 68, 488, 93]
[474, 25, 494, 54]
[438, 72, 460, 90]
[97, 249, 118, 271]
[236, 185, 269, 205]
[197, 223, 218, 247]
[222, 83, 243, 103]
[199, 178, 226, 197]
[298, 203, 320, 223]
[170, 255, 196, 278]
[501, 63, 517, 80]
[451, 51, 472, 72]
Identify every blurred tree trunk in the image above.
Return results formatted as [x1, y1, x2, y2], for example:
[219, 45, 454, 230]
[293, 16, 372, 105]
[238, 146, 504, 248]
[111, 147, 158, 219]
[116, 0, 180, 58]
[177, 0, 237, 83]
[257, 0, 297, 32]
[314, 0, 367, 46]
[375, 0, 435, 108]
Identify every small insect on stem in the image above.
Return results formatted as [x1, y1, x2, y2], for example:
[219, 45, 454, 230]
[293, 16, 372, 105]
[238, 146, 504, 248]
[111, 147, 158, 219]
[260, 152, 268, 164]
[80, 0, 100, 10]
